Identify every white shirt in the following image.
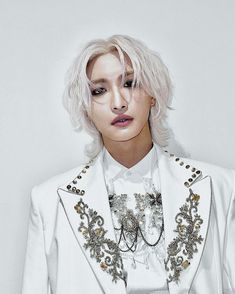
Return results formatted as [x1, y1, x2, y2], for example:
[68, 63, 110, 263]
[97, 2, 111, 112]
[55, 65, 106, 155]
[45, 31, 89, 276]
[102, 146, 169, 294]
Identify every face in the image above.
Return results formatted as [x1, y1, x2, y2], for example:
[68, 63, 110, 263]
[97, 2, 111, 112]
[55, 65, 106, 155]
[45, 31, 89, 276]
[86, 51, 155, 147]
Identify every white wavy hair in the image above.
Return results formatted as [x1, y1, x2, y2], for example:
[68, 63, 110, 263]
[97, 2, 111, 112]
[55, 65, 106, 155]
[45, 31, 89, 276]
[63, 34, 173, 158]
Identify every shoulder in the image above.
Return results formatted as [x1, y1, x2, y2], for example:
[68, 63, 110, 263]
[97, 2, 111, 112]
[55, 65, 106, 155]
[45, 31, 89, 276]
[183, 157, 234, 184]
[173, 154, 235, 196]
[166, 153, 235, 214]
[30, 163, 86, 213]
[158, 145, 235, 186]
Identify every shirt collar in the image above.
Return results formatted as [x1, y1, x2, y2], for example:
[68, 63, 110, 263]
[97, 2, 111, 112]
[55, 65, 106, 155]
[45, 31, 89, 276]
[102, 145, 157, 182]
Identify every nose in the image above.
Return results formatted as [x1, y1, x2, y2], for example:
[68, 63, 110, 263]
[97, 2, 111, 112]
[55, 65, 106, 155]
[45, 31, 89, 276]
[111, 87, 128, 114]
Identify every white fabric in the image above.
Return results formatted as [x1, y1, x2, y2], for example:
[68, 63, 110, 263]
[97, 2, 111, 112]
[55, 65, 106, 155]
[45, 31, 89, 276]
[103, 146, 169, 294]
[21, 144, 235, 294]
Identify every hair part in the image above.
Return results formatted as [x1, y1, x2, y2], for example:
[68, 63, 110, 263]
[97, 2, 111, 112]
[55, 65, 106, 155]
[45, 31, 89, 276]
[63, 34, 173, 158]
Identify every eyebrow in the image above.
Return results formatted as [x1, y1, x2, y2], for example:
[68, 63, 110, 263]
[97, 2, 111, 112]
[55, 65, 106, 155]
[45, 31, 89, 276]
[90, 70, 134, 84]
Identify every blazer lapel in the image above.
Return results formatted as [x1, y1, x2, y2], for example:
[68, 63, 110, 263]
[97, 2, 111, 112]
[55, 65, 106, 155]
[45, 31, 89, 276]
[57, 153, 126, 294]
[57, 144, 211, 294]
[156, 146, 212, 294]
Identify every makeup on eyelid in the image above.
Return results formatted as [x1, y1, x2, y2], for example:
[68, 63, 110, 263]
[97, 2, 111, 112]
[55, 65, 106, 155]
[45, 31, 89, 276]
[86, 51, 154, 147]
[90, 79, 136, 97]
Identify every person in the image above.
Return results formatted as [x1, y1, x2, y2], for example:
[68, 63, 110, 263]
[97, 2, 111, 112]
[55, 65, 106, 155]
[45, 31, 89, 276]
[22, 35, 235, 294]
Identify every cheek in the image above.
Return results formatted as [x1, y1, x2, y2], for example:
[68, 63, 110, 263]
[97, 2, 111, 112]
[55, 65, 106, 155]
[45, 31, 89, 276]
[90, 104, 109, 130]
[132, 89, 152, 106]
[132, 94, 152, 117]
[132, 91, 142, 103]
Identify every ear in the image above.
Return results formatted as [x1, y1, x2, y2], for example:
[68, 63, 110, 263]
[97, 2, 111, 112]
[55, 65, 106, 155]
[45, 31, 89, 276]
[86, 106, 93, 120]
[150, 97, 156, 107]
[86, 110, 91, 119]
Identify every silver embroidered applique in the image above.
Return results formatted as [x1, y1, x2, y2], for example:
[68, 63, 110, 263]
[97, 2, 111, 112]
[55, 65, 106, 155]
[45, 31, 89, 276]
[109, 189, 164, 253]
[165, 189, 203, 283]
[74, 198, 126, 284]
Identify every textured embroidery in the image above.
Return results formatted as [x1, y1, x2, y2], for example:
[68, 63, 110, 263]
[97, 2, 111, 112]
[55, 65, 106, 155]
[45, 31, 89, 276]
[74, 198, 126, 284]
[165, 189, 203, 283]
[108, 190, 164, 252]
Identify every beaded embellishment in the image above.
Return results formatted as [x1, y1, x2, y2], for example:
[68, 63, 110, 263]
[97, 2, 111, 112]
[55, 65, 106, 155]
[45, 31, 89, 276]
[108, 187, 164, 253]
[64, 150, 206, 285]
[74, 198, 126, 284]
[164, 189, 203, 283]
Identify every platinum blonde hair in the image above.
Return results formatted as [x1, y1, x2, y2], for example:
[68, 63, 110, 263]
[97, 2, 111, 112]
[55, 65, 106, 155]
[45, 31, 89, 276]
[63, 34, 173, 158]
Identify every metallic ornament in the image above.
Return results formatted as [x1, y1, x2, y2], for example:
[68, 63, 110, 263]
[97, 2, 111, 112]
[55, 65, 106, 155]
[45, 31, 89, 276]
[165, 189, 204, 283]
[121, 210, 139, 232]
[66, 152, 204, 285]
[109, 188, 164, 253]
[74, 198, 126, 285]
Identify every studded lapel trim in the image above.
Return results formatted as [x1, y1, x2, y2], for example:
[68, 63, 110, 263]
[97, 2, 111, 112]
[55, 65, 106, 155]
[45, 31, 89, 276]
[156, 146, 212, 293]
[57, 153, 126, 294]
[58, 145, 211, 294]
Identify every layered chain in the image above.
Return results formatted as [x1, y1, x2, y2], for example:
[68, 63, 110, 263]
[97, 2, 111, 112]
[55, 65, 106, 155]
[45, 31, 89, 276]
[108, 185, 164, 254]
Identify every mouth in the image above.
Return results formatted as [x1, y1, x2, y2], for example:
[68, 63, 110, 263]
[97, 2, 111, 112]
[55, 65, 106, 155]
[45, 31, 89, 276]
[111, 115, 134, 127]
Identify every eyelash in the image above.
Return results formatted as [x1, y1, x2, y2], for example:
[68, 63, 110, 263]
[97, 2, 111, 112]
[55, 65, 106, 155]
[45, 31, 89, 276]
[91, 80, 135, 96]
[91, 88, 106, 96]
[124, 80, 134, 88]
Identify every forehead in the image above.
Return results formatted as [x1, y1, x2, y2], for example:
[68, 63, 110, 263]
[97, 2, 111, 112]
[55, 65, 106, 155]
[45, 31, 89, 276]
[86, 51, 133, 81]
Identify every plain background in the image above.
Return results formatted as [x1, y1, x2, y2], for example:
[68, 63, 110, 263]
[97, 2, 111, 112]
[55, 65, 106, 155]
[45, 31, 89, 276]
[1, 0, 235, 293]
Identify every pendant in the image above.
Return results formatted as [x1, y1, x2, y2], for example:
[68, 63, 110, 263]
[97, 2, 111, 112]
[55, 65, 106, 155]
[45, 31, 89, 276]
[121, 210, 139, 232]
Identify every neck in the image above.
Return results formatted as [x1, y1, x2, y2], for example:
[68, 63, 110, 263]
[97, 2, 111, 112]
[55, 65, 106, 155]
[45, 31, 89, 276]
[103, 125, 153, 168]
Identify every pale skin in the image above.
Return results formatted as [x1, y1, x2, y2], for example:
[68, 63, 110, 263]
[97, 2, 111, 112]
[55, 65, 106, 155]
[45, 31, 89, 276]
[86, 51, 156, 168]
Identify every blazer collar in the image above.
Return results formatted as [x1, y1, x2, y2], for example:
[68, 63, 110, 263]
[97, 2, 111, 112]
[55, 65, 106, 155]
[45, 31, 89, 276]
[57, 152, 127, 294]
[57, 144, 211, 294]
[102, 145, 157, 181]
[156, 145, 211, 294]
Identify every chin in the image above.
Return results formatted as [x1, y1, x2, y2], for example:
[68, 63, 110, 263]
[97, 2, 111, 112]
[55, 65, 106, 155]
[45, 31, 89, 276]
[108, 130, 142, 143]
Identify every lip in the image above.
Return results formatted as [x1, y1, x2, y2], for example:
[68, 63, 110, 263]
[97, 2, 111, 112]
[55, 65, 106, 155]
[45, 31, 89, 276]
[111, 114, 134, 127]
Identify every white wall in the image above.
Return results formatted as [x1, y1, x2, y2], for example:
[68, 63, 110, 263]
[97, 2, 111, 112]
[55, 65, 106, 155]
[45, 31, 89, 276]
[1, 0, 234, 293]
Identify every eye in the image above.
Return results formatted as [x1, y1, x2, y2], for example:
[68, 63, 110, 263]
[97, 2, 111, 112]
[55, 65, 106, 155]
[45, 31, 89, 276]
[91, 87, 106, 96]
[124, 80, 136, 88]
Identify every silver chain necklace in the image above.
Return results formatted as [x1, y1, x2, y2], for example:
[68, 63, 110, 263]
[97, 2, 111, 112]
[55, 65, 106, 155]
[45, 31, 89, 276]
[108, 186, 164, 253]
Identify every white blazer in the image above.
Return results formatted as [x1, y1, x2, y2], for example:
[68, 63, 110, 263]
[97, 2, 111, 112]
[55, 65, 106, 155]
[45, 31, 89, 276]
[22, 145, 235, 294]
